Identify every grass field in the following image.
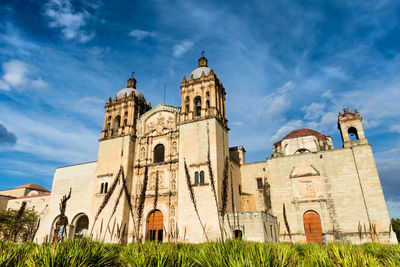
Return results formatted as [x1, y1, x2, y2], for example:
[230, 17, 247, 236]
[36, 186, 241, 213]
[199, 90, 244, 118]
[1, 239, 399, 266]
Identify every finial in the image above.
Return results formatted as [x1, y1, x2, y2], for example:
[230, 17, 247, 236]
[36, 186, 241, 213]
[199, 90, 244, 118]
[127, 72, 136, 88]
[198, 51, 208, 67]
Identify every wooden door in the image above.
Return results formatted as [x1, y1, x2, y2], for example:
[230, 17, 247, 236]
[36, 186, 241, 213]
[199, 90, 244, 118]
[303, 210, 323, 243]
[147, 210, 163, 242]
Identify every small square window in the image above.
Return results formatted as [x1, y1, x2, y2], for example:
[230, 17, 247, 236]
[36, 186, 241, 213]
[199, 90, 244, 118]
[256, 178, 263, 190]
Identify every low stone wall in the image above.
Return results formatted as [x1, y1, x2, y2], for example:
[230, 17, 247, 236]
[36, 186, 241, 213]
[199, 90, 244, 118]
[225, 211, 278, 242]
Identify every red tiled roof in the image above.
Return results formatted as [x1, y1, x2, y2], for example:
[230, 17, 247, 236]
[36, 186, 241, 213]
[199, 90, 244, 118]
[274, 128, 328, 147]
[15, 184, 49, 192]
[16, 192, 51, 199]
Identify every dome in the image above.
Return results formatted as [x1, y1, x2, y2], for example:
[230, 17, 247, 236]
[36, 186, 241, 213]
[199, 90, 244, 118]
[274, 128, 328, 147]
[116, 87, 145, 101]
[190, 67, 212, 79]
[283, 129, 328, 141]
[189, 55, 212, 79]
[115, 76, 145, 101]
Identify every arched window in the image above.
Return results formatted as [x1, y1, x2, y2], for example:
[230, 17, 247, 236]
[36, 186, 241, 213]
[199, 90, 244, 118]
[104, 182, 108, 193]
[200, 171, 205, 184]
[194, 96, 201, 117]
[100, 183, 104, 194]
[154, 144, 165, 163]
[348, 127, 359, 141]
[113, 116, 121, 135]
[295, 148, 311, 154]
[185, 96, 190, 114]
[194, 172, 199, 185]
[124, 112, 128, 127]
[140, 147, 146, 159]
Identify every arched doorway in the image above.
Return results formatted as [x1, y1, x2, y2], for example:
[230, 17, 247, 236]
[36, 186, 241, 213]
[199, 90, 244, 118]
[303, 210, 323, 243]
[50, 215, 69, 242]
[147, 210, 164, 242]
[234, 230, 242, 239]
[71, 213, 89, 238]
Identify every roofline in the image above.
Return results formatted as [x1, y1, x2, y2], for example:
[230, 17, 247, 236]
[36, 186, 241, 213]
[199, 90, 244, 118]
[56, 161, 97, 169]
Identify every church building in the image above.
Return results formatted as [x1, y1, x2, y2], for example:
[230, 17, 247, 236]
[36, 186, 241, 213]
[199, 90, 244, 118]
[2, 55, 397, 244]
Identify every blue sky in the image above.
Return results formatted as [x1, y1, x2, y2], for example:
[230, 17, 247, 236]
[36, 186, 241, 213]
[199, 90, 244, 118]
[0, 0, 399, 217]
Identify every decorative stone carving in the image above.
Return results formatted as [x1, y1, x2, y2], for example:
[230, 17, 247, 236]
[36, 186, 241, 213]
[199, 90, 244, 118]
[156, 115, 165, 134]
[140, 147, 146, 159]
[149, 171, 165, 189]
[171, 142, 177, 155]
[171, 179, 176, 191]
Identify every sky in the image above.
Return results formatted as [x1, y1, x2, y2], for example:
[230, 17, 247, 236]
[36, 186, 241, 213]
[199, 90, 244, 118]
[0, 0, 399, 217]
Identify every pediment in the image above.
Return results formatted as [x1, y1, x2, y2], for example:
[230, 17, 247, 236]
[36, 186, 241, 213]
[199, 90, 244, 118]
[136, 104, 180, 136]
[289, 164, 320, 178]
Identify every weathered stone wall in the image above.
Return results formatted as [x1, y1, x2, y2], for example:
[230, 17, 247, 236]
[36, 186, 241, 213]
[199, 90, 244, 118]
[34, 161, 96, 243]
[265, 144, 395, 243]
[225, 211, 278, 242]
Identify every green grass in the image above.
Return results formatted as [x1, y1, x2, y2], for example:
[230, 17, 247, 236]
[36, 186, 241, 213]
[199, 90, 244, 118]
[1, 239, 399, 266]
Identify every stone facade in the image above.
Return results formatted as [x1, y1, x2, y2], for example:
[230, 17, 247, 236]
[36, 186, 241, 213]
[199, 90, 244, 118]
[3, 56, 396, 244]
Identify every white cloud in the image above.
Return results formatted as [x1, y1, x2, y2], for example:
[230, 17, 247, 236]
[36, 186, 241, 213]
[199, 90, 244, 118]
[0, 105, 98, 164]
[260, 81, 294, 120]
[231, 121, 243, 126]
[44, 0, 95, 43]
[390, 125, 400, 133]
[278, 81, 295, 93]
[129, 29, 155, 40]
[0, 80, 10, 91]
[0, 59, 46, 90]
[173, 41, 193, 57]
[302, 102, 325, 120]
[2, 59, 28, 87]
[271, 120, 304, 141]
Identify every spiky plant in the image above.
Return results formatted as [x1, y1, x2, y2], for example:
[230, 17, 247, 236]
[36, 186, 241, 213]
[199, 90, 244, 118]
[136, 166, 149, 236]
[282, 203, 291, 241]
[52, 188, 71, 243]
[102, 186, 124, 242]
[184, 159, 209, 241]
[263, 180, 272, 212]
[90, 167, 122, 237]
[8, 201, 27, 241]
[230, 166, 237, 233]
[120, 167, 139, 244]
[219, 156, 229, 238]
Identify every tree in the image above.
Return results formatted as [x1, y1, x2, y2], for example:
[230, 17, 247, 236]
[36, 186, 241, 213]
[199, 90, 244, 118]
[0, 208, 39, 242]
[391, 218, 400, 242]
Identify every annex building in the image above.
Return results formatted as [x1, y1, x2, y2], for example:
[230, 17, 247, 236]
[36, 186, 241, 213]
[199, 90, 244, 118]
[1, 56, 397, 244]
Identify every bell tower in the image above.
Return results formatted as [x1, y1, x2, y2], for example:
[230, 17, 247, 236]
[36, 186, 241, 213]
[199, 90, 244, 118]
[338, 108, 368, 147]
[179, 55, 227, 126]
[93, 76, 151, 243]
[101, 76, 151, 139]
[177, 55, 230, 242]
